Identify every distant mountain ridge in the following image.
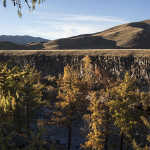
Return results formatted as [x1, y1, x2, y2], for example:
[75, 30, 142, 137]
[0, 35, 49, 45]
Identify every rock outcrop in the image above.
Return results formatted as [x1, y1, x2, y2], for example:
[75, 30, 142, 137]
[0, 50, 150, 91]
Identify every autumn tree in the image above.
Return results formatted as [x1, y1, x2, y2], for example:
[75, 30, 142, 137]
[108, 72, 141, 149]
[18, 65, 44, 135]
[82, 90, 112, 150]
[52, 64, 87, 150]
[0, 64, 15, 150]
[0, 65, 24, 148]
[0, 64, 16, 112]
[0, 63, 52, 150]
[81, 55, 113, 150]
[132, 91, 150, 149]
[82, 55, 109, 91]
[0, 64, 44, 134]
[0, 64, 22, 133]
[82, 55, 94, 91]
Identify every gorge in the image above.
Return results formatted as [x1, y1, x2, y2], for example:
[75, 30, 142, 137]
[1, 49, 150, 91]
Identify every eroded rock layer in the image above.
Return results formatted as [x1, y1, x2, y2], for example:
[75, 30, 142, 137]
[0, 50, 150, 91]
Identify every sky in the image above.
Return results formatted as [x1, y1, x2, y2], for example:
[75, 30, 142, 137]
[0, 0, 150, 40]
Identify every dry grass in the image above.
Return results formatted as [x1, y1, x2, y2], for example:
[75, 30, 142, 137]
[1, 49, 150, 57]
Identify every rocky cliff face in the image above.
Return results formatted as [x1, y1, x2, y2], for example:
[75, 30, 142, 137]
[0, 51, 150, 91]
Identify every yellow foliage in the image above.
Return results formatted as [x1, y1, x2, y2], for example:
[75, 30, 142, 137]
[82, 91, 110, 150]
[108, 72, 140, 138]
[54, 64, 88, 128]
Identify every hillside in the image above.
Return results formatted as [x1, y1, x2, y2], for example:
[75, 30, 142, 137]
[1, 20, 150, 50]
[38, 19, 150, 49]
[0, 35, 49, 45]
[0, 41, 26, 50]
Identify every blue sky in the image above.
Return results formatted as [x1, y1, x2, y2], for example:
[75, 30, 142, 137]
[0, 0, 150, 40]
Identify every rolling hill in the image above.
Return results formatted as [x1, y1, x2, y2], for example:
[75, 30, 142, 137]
[1, 20, 150, 50]
[0, 41, 26, 50]
[39, 19, 150, 49]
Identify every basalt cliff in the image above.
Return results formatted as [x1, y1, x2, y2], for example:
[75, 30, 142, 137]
[0, 50, 150, 91]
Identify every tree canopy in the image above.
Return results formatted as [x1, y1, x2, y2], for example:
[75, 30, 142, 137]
[3, 0, 45, 16]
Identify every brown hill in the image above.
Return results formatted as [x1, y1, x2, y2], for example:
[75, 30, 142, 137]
[37, 19, 150, 49]
[26, 41, 46, 50]
[1, 20, 150, 50]
[0, 41, 26, 50]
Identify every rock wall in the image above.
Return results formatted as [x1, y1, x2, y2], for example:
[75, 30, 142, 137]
[0, 53, 150, 90]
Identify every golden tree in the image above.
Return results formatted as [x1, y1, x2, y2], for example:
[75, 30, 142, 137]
[82, 56, 112, 150]
[108, 72, 140, 149]
[0, 64, 46, 149]
[53, 64, 87, 150]
[82, 55, 109, 91]
[132, 92, 150, 149]
[0, 64, 43, 134]
[0, 65, 25, 148]
[82, 91, 111, 150]
[82, 55, 94, 90]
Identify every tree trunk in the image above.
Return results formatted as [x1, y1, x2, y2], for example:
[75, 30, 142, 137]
[67, 126, 72, 150]
[105, 100, 110, 150]
[17, 104, 21, 133]
[120, 133, 124, 150]
[26, 99, 30, 136]
[15, 97, 21, 133]
[105, 133, 108, 150]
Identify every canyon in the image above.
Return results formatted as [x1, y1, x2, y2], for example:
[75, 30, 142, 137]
[0, 49, 150, 91]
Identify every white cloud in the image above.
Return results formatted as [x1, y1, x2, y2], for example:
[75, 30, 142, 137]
[14, 23, 104, 40]
[32, 11, 127, 23]
[59, 14, 126, 23]
[14, 11, 128, 39]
